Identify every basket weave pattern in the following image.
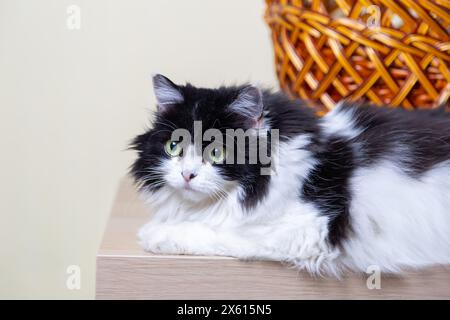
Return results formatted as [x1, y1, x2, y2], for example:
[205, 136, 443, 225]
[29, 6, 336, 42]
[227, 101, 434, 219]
[265, 0, 450, 112]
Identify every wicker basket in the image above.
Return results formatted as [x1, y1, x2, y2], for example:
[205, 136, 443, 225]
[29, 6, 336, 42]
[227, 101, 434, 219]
[265, 0, 450, 113]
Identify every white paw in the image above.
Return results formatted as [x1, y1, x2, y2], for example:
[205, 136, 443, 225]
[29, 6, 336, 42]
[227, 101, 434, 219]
[137, 222, 221, 256]
[138, 224, 186, 255]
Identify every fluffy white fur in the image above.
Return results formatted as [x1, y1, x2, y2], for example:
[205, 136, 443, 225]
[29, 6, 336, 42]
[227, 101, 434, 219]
[342, 161, 450, 273]
[138, 106, 450, 276]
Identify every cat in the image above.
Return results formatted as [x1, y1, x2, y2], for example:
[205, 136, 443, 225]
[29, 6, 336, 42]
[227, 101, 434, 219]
[130, 74, 450, 276]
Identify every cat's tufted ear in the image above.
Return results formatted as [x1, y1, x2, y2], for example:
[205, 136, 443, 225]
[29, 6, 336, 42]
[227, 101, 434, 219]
[229, 85, 264, 126]
[152, 74, 184, 113]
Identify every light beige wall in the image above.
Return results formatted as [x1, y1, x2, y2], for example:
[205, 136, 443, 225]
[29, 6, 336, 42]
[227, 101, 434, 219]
[0, 0, 277, 299]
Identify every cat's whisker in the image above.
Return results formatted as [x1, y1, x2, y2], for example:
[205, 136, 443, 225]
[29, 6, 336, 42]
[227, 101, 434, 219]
[151, 119, 178, 131]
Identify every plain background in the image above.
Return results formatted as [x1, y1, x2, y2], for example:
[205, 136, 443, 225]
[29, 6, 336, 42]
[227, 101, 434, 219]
[0, 0, 277, 298]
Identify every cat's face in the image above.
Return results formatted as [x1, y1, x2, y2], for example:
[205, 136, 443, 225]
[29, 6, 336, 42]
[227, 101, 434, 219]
[131, 74, 269, 204]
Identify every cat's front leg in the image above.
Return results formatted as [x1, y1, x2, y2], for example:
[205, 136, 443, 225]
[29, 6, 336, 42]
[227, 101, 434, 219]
[138, 220, 276, 258]
[138, 221, 225, 256]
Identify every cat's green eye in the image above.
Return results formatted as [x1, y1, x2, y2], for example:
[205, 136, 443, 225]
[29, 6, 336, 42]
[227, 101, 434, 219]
[164, 140, 182, 157]
[208, 146, 226, 164]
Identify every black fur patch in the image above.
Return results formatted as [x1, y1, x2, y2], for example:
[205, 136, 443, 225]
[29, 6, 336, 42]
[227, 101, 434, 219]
[301, 137, 354, 247]
[262, 92, 320, 142]
[347, 102, 450, 176]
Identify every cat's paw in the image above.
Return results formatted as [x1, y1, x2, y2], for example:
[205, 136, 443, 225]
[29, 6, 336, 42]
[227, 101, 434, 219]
[138, 224, 186, 255]
[137, 222, 220, 256]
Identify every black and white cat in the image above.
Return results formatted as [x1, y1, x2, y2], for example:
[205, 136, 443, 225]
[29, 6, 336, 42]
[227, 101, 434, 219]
[131, 74, 450, 276]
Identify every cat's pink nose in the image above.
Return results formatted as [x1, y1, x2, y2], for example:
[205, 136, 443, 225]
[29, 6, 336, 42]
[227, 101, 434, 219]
[181, 171, 197, 182]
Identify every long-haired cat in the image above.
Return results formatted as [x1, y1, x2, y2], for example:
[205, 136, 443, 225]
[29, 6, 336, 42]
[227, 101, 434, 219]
[130, 74, 450, 276]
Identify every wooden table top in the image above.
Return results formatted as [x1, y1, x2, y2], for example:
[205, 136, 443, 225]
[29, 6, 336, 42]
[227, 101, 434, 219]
[96, 177, 450, 299]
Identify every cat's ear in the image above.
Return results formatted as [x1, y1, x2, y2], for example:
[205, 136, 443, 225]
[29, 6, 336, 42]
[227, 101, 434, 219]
[152, 74, 184, 113]
[229, 85, 263, 126]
